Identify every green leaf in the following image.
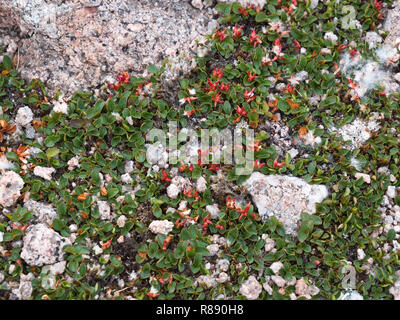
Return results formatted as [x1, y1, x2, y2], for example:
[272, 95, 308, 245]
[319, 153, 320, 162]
[46, 147, 60, 158]
[147, 64, 159, 74]
[3, 55, 12, 70]
[255, 12, 268, 22]
[87, 100, 105, 119]
[387, 229, 396, 242]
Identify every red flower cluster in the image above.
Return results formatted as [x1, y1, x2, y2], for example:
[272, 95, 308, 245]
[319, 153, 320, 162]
[238, 7, 248, 16]
[108, 71, 130, 90]
[214, 29, 228, 42]
[212, 67, 224, 79]
[102, 238, 112, 250]
[161, 169, 171, 182]
[184, 188, 200, 201]
[294, 39, 301, 52]
[283, 84, 295, 94]
[202, 214, 213, 232]
[162, 236, 172, 251]
[233, 105, 248, 123]
[244, 88, 256, 103]
[208, 163, 220, 172]
[179, 162, 195, 173]
[253, 160, 265, 169]
[249, 28, 262, 48]
[273, 157, 286, 168]
[337, 44, 349, 51]
[212, 92, 223, 108]
[374, 0, 383, 11]
[226, 196, 236, 209]
[184, 109, 196, 117]
[233, 24, 243, 39]
[248, 71, 258, 82]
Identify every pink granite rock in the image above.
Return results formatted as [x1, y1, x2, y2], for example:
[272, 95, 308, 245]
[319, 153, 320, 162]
[0, 0, 216, 95]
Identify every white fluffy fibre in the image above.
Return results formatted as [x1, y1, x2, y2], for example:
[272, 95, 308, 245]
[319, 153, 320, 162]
[340, 45, 400, 98]
[0, 155, 14, 171]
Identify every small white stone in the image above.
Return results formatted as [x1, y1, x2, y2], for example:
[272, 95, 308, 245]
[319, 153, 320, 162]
[191, 0, 203, 9]
[53, 97, 69, 114]
[324, 31, 338, 43]
[206, 244, 219, 256]
[196, 176, 207, 192]
[97, 200, 111, 220]
[15, 106, 33, 127]
[387, 186, 396, 198]
[117, 215, 127, 228]
[355, 173, 371, 184]
[271, 275, 286, 287]
[310, 0, 319, 9]
[357, 248, 366, 260]
[0, 171, 24, 207]
[167, 184, 180, 199]
[93, 245, 103, 255]
[121, 173, 133, 184]
[239, 276, 262, 300]
[33, 166, 56, 181]
[270, 261, 283, 275]
[67, 156, 80, 171]
[124, 161, 134, 174]
[338, 290, 363, 300]
[149, 220, 174, 235]
[206, 204, 220, 219]
[288, 148, 299, 159]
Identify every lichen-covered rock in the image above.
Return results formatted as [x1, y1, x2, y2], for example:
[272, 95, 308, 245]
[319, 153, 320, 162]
[0, 171, 24, 207]
[336, 118, 381, 150]
[24, 200, 58, 226]
[149, 220, 174, 235]
[244, 173, 328, 235]
[384, 0, 400, 48]
[21, 224, 71, 266]
[239, 275, 262, 300]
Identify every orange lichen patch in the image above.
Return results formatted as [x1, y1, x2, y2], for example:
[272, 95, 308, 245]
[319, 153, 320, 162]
[298, 126, 308, 138]
[14, 145, 30, 162]
[77, 193, 90, 201]
[32, 120, 45, 131]
[274, 72, 283, 81]
[138, 251, 147, 260]
[100, 187, 108, 196]
[286, 98, 299, 109]
[268, 99, 278, 112]
[0, 120, 16, 142]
